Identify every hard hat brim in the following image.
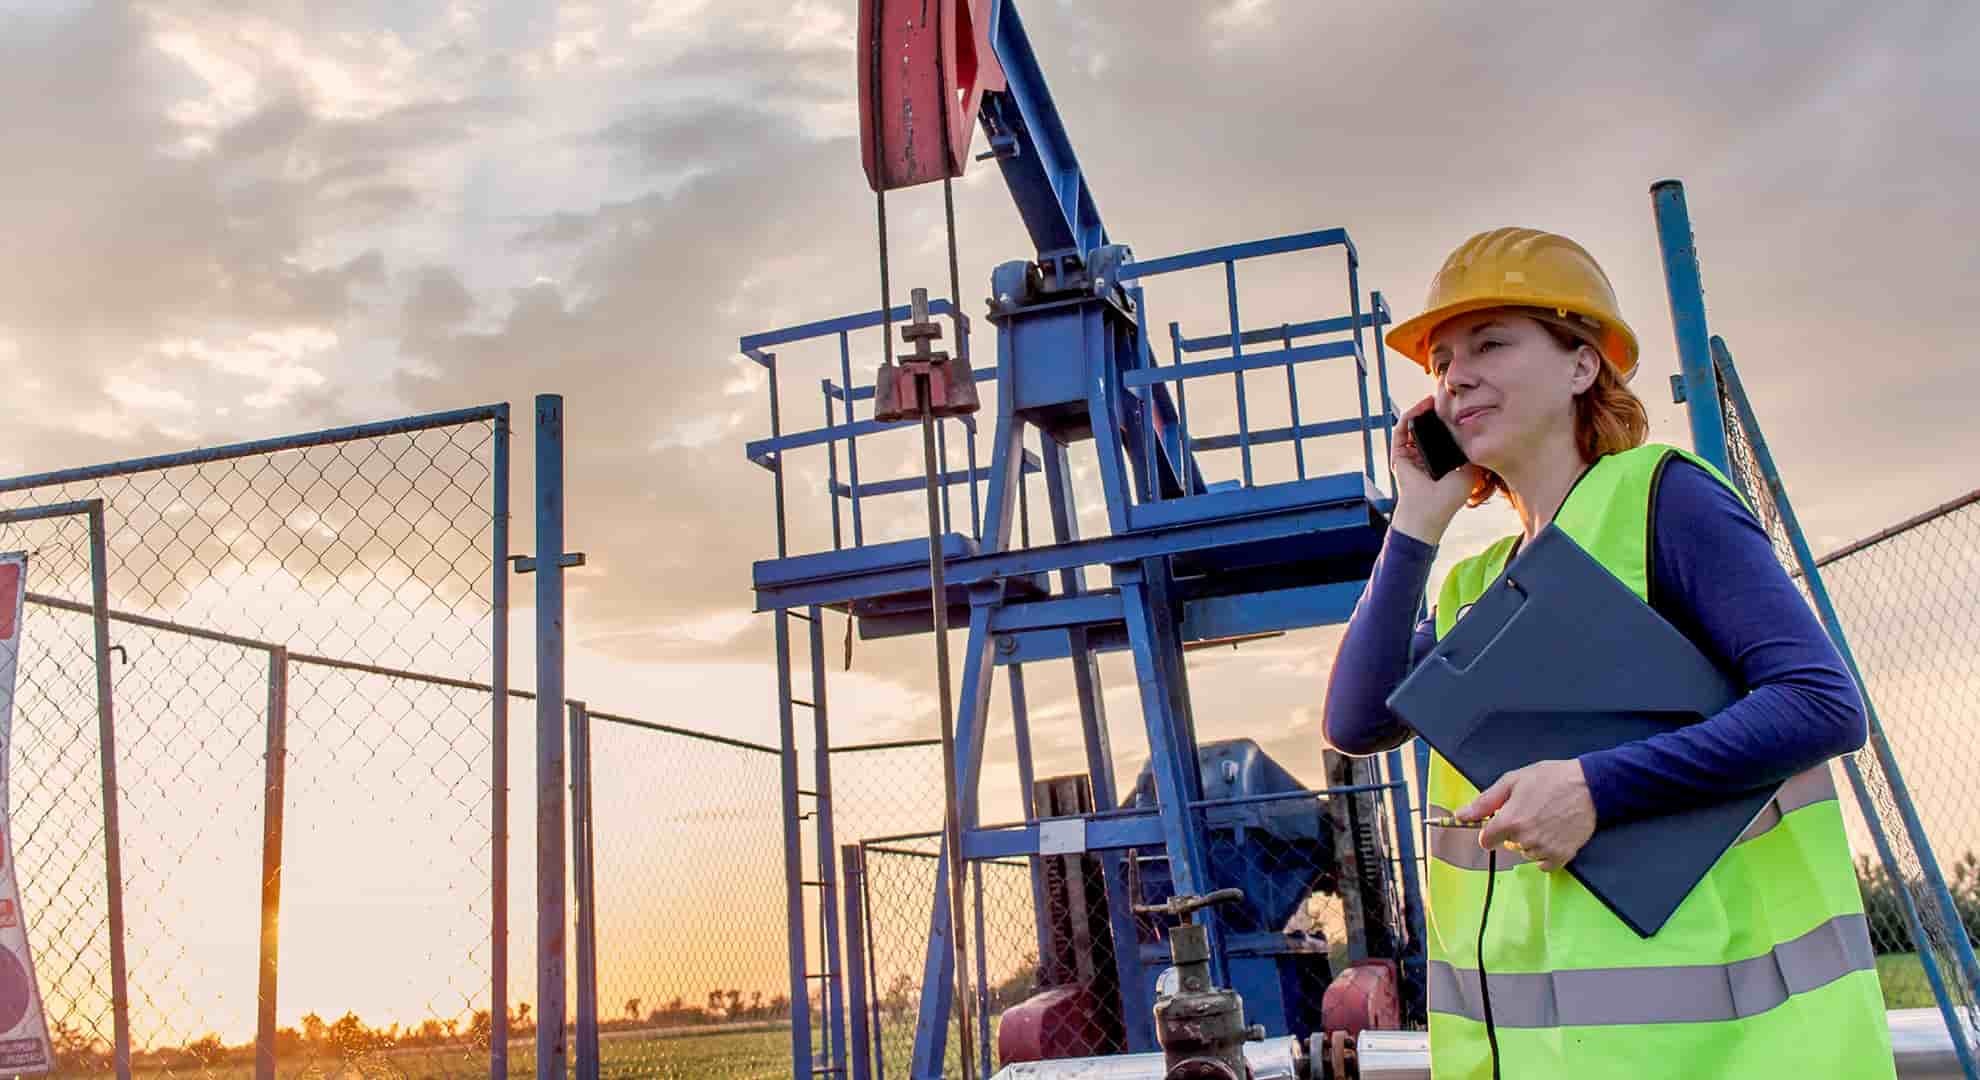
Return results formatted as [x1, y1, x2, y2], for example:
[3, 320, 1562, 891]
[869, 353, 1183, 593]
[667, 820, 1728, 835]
[1384, 298, 1639, 381]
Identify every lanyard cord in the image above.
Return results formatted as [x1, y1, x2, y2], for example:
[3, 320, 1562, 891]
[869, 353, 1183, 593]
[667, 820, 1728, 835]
[1481, 846, 1501, 1080]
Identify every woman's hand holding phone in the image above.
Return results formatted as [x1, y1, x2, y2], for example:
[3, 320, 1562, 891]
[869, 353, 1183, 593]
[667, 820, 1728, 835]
[1391, 396, 1479, 545]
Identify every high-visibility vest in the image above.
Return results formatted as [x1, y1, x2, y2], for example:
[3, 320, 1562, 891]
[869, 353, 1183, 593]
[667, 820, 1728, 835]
[1422, 442, 1895, 1079]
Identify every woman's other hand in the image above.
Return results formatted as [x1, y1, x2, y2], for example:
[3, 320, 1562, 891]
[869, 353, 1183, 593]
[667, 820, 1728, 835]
[1460, 759, 1598, 873]
[1391, 396, 1479, 545]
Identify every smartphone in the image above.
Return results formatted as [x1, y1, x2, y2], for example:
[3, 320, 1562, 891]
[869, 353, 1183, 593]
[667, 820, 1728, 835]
[1409, 410, 1469, 481]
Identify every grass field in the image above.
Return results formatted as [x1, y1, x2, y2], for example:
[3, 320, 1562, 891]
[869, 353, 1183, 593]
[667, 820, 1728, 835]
[1878, 952, 1945, 1010]
[45, 963, 1944, 1079]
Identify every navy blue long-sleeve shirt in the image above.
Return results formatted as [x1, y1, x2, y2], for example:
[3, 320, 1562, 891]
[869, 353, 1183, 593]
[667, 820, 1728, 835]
[1321, 456, 1868, 826]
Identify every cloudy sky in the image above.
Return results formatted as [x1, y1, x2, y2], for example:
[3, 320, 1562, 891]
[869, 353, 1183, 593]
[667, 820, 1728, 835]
[5, 0, 1979, 1034]
[10, 0, 1980, 788]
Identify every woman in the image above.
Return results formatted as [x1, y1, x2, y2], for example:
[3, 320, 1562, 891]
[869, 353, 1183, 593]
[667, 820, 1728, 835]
[1323, 227, 1895, 1078]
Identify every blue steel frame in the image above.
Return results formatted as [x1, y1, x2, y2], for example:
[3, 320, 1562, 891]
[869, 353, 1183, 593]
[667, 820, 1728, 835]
[1656, 179, 1979, 1078]
[744, 3, 1426, 1072]
[743, 222, 1423, 1079]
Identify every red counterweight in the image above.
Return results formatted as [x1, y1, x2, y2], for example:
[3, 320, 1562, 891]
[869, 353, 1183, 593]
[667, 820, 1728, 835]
[857, 0, 1006, 191]
[1321, 958, 1401, 1038]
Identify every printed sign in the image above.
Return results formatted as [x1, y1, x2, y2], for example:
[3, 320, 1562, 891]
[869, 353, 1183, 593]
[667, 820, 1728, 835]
[0, 554, 52, 1073]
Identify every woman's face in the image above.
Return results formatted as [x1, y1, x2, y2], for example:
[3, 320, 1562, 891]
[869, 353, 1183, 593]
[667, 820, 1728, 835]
[1427, 311, 1598, 472]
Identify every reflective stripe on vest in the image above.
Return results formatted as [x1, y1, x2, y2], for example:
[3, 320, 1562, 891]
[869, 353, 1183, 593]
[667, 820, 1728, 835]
[1427, 912, 1875, 1028]
[1422, 765, 1839, 872]
[1418, 443, 1895, 1078]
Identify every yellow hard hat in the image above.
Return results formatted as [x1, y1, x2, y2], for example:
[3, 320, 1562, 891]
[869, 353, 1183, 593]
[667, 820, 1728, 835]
[1385, 227, 1639, 380]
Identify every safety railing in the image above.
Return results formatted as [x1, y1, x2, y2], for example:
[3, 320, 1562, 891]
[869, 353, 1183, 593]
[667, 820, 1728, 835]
[743, 299, 1035, 550]
[1117, 229, 1399, 509]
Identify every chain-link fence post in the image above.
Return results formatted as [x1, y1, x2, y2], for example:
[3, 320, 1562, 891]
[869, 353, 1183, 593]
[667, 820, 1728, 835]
[492, 404, 513, 1080]
[569, 698, 599, 1080]
[1650, 178, 1731, 479]
[532, 394, 571, 1080]
[83, 500, 134, 1080]
[843, 843, 873, 1080]
[253, 646, 287, 1080]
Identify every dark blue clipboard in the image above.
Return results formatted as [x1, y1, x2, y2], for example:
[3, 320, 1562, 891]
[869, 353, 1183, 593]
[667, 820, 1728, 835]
[1384, 523, 1781, 938]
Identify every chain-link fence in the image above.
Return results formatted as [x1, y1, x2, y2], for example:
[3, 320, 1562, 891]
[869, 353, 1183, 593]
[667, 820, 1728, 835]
[1808, 491, 1980, 904]
[0, 407, 509, 1078]
[1712, 340, 1980, 1057]
[856, 837, 1034, 1078]
[573, 710, 788, 1079]
[829, 741, 944, 850]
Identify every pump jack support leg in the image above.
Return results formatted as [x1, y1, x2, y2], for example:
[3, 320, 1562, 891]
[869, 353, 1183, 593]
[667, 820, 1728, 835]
[1115, 559, 1225, 987]
[1038, 436, 1150, 1048]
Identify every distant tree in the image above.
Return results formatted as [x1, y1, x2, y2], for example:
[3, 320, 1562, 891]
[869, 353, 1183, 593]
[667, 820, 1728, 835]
[330, 1012, 368, 1054]
[1855, 850, 1980, 955]
[625, 997, 641, 1022]
[707, 990, 724, 1015]
[301, 1013, 327, 1043]
[50, 1019, 101, 1058]
[768, 994, 790, 1020]
[881, 973, 915, 1020]
[180, 1034, 225, 1067]
[987, 951, 1041, 1010]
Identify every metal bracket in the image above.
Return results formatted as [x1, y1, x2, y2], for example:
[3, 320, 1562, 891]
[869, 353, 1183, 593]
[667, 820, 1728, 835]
[511, 553, 586, 574]
[975, 126, 1019, 163]
[1670, 372, 1687, 404]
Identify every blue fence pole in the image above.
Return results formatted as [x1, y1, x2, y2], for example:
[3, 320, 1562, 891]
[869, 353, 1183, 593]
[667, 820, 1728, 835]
[532, 394, 570, 1080]
[843, 845, 874, 1080]
[1650, 179, 1731, 478]
[490, 407, 512, 1080]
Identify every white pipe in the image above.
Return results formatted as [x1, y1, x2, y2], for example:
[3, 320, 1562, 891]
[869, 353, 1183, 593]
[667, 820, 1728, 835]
[990, 1010, 1974, 1079]
[1359, 1008, 1978, 1079]
[989, 1037, 1304, 1079]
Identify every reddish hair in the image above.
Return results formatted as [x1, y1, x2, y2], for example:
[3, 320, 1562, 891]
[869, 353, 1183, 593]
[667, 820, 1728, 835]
[1465, 317, 1649, 507]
